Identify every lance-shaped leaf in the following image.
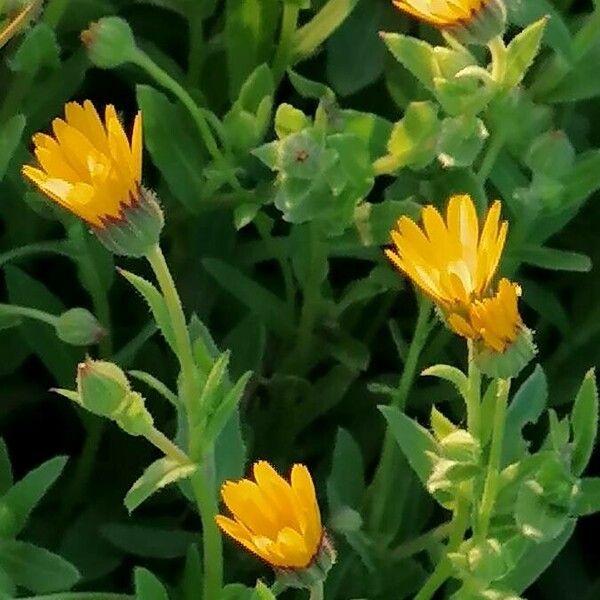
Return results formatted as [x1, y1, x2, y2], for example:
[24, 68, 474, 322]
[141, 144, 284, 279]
[125, 458, 197, 513]
[570, 369, 598, 476]
[118, 268, 177, 353]
[504, 17, 548, 88]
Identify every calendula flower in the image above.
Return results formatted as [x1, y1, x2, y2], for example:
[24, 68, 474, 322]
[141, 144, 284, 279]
[22, 101, 163, 257]
[392, 0, 506, 44]
[448, 278, 522, 352]
[386, 194, 536, 375]
[216, 461, 334, 585]
[386, 194, 507, 314]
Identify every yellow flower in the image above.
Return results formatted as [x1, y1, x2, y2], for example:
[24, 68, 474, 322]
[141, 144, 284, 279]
[391, 0, 506, 44]
[448, 278, 523, 352]
[215, 461, 323, 569]
[386, 194, 527, 354]
[22, 100, 142, 228]
[386, 194, 507, 313]
[392, 0, 486, 27]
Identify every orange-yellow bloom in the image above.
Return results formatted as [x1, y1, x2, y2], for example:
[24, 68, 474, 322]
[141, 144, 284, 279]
[448, 278, 523, 352]
[386, 194, 507, 313]
[386, 194, 524, 353]
[392, 0, 487, 27]
[215, 461, 323, 569]
[391, 0, 506, 44]
[22, 101, 142, 228]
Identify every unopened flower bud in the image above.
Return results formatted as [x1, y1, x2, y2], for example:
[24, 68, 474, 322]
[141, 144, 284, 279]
[76, 358, 130, 416]
[55, 308, 104, 346]
[81, 16, 137, 69]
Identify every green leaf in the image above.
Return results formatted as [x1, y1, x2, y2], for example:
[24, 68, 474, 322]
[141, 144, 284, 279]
[502, 365, 547, 465]
[225, 0, 279, 100]
[9, 24, 60, 75]
[205, 373, 252, 448]
[0, 439, 12, 495]
[251, 581, 276, 600]
[0, 456, 67, 538]
[180, 544, 203, 600]
[430, 406, 458, 442]
[421, 364, 468, 400]
[0, 114, 25, 180]
[136, 85, 206, 211]
[288, 69, 335, 101]
[326, 0, 385, 96]
[570, 369, 598, 476]
[118, 268, 177, 354]
[379, 101, 440, 171]
[327, 428, 365, 509]
[437, 115, 487, 168]
[520, 246, 591, 273]
[134, 567, 169, 600]
[574, 477, 600, 516]
[0, 540, 79, 593]
[379, 405, 439, 488]
[101, 524, 197, 559]
[125, 458, 197, 513]
[203, 258, 294, 337]
[499, 521, 576, 594]
[516, 479, 571, 543]
[381, 33, 437, 91]
[214, 409, 246, 488]
[504, 17, 548, 88]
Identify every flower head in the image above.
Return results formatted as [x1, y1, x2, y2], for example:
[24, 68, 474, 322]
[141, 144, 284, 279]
[215, 461, 325, 570]
[386, 194, 531, 361]
[22, 101, 163, 256]
[22, 101, 142, 227]
[386, 194, 507, 313]
[448, 278, 522, 352]
[392, 0, 506, 44]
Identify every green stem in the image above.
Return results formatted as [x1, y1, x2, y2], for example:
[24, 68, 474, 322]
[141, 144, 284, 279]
[191, 469, 223, 600]
[367, 298, 433, 532]
[414, 560, 451, 600]
[476, 128, 506, 186]
[43, 0, 70, 28]
[532, 7, 600, 99]
[390, 521, 452, 561]
[144, 244, 221, 599]
[0, 303, 58, 327]
[308, 581, 324, 600]
[477, 378, 510, 539]
[273, 3, 300, 81]
[413, 495, 469, 600]
[144, 426, 192, 465]
[145, 244, 199, 413]
[18, 595, 131, 600]
[466, 340, 481, 440]
[293, 0, 359, 60]
[131, 49, 241, 191]
[186, 7, 204, 86]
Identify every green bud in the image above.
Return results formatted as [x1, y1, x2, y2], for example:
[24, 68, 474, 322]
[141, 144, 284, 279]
[73, 359, 153, 435]
[81, 16, 137, 69]
[93, 187, 164, 257]
[113, 391, 154, 436]
[440, 430, 481, 464]
[76, 358, 130, 416]
[55, 308, 104, 346]
[275, 104, 311, 139]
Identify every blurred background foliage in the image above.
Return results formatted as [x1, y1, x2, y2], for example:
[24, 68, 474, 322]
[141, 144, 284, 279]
[1, 0, 600, 598]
